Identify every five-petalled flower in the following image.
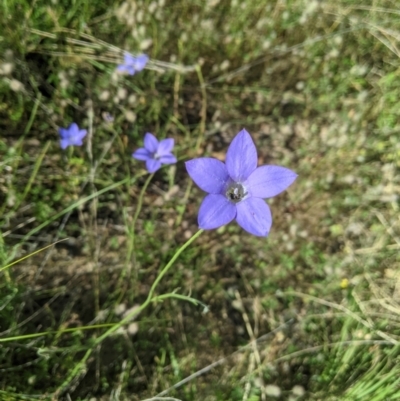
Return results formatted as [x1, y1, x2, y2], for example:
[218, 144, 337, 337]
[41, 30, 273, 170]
[132, 133, 177, 173]
[58, 123, 87, 150]
[185, 129, 297, 237]
[117, 53, 149, 75]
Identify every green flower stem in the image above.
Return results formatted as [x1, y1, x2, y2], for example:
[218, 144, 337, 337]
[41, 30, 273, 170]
[195, 64, 207, 153]
[55, 228, 204, 396]
[0, 323, 116, 343]
[146, 228, 204, 301]
[0, 238, 69, 273]
[153, 292, 208, 310]
[132, 173, 154, 228]
[126, 173, 154, 265]
[125, 173, 154, 275]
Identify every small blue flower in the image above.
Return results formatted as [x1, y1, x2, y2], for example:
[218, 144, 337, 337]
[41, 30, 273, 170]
[132, 133, 177, 173]
[102, 112, 114, 123]
[117, 53, 149, 75]
[185, 129, 297, 237]
[58, 123, 87, 150]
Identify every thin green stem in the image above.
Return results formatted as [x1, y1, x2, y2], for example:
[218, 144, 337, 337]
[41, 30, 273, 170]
[124, 173, 154, 279]
[0, 238, 69, 273]
[103, 228, 203, 344]
[153, 293, 208, 310]
[195, 64, 207, 153]
[15, 176, 137, 243]
[146, 229, 204, 301]
[12, 140, 50, 213]
[132, 173, 154, 229]
[0, 322, 116, 343]
[23, 92, 41, 137]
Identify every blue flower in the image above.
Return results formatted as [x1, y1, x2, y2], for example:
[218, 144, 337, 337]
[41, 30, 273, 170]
[132, 133, 177, 173]
[117, 53, 149, 75]
[58, 123, 87, 150]
[185, 129, 297, 237]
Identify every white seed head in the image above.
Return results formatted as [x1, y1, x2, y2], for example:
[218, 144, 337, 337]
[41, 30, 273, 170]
[128, 94, 137, 104]
[128, 322, 139, 335]
[262, 40, 272, 50]
[114, 303, 127, 315]
[99, 90, 110, 101]
[9, 79, 24, 92]
[0, 62, 14, 75]
[117, 87, 127, 99]
[207, 0, 220, 7]
[136, 9, 144, 23]
[292, 385, 306, 396]
[220, 60, 230, 71]
[265, 384, 281, 397]
[125, 110, 136, 122]
[180, 32, 188, 42]
[140, 38, 153, 50]
[148, 1, 157, 13]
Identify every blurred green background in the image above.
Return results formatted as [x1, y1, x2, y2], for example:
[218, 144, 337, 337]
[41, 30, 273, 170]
[1, 0, 400, 400]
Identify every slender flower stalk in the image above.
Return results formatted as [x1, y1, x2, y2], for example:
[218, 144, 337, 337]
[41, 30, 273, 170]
[124, 173, 154, 277]
[104, 229, 204, 341]
[146, 229, 204, 301]
[131, 173, 154, 230]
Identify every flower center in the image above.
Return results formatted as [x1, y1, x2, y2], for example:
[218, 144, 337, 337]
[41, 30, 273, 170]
[226, 182, 247, 204]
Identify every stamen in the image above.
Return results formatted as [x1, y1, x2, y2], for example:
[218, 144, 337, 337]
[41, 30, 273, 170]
[226, 183, 247, 203]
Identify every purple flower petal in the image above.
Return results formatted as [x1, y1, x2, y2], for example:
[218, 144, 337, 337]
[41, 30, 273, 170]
[185, 158, 229, 194]
[132, 148, 152, 161]
[58, 128, 69, 139]
[117, 64, 135, 75]
[68, 123, 79, 134]
[198, 194, 236, 230]
[245, 166, 298, 199]
[76, 129, 87, 141]
[134, 54, 149, 71]
[236, 197, 272, 236]
[157, 138, 174, 155]
[144, 133, 158, 153]
[146, 159, 162, 173]
[117, 64, 129, 72]
[124, 53, 136, 64]
[225, 129, 258, 182]
[159, 154, 177, 164]
[60, 123, 79, 139]
[60, 139, 69, 149]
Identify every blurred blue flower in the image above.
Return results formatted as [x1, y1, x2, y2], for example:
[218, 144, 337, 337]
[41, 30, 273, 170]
[102, 111, 114, 123]
[58, 123, 87, 150]
[132, 132, 177, 173]
[117, 53, 149, 75]
[185, 129, 297, 236]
